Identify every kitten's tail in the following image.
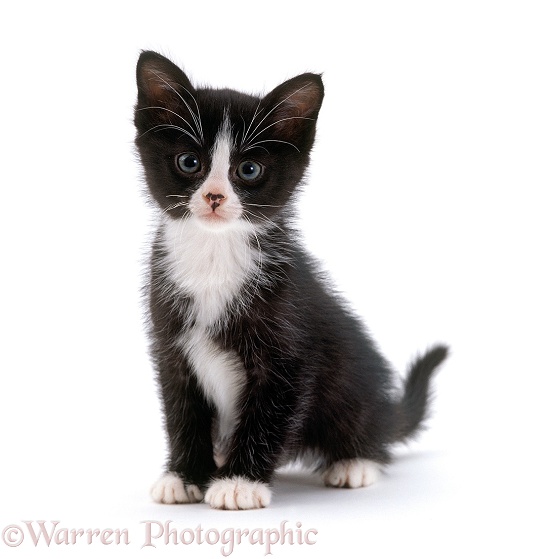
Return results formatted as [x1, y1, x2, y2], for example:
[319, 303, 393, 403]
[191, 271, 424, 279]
[393, 344, 449, 442]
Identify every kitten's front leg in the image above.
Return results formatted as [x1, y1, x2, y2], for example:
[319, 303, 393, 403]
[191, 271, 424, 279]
[151, 362, 217, 504]
[205, 374, 295, 510]
[151, 471, 204, 504]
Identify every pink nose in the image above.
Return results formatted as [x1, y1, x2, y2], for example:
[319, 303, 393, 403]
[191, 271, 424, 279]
[204, 192, 226, 211]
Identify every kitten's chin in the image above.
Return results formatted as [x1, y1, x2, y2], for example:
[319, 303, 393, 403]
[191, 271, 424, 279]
[193, 212, 242, 232]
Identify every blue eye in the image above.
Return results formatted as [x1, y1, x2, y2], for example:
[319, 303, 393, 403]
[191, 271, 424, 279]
[237, 160, 262, 181]
[176, 153, 201, 174]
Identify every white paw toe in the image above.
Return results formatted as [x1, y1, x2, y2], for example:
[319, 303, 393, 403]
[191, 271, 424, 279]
[205, 476, 271, 510]
[323, 459, 381, 488]
[150, 472, 203, 504]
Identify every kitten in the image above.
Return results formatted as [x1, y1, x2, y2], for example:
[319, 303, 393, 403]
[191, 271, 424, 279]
[134, 50, 448, 510]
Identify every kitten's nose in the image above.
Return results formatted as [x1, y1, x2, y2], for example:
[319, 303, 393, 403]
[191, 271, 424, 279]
[204, 192, 226, 211]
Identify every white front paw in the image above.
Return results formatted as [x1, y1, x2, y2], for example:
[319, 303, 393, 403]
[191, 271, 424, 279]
[323, 459, 381, 488]
[205, 476, 271, 510]
[151, 472, 203, 504]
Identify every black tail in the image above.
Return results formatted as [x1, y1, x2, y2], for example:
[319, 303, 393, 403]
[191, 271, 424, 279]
[394, 344, 449, 442]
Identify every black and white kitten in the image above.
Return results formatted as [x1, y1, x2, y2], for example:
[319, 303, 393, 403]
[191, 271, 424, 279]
[134, 51, 448, 510]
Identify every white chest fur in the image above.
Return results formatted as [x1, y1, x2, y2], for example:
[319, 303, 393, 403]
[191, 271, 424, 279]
[161, 216, 259, 440]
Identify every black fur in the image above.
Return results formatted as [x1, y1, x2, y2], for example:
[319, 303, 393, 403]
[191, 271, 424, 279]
[134, 51, 448, 503]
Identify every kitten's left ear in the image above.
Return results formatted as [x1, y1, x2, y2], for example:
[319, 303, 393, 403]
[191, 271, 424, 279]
[260, 73, 324, 143]
[135, 50, 196, 110]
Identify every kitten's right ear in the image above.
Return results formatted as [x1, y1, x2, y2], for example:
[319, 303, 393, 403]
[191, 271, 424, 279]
[136, 51, 195, 108]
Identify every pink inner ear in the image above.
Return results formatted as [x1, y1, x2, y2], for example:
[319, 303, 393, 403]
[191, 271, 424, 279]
[265, 79, 323, 140]
[279, 81, 323, 118]
[140, 65, 179, 104]
[239, 74, 323, 152]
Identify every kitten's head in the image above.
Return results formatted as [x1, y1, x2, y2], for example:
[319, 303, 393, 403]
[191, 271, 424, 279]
[134, 51, 323, 230]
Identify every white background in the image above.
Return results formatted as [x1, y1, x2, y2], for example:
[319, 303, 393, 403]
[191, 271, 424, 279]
[1, 1, 548, 557]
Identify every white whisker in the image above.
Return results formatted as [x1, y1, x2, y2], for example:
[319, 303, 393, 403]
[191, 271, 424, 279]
[245, 116, 313, 146]
[241, 99, 263, 145]
[138, 123, 200, 144]
[242, 143, 270, 154]
[163, 200, 188, 214]
[243, 139, 300, 153]
[179, 84, 204, 143]
[242, 214, 264, 301]
[246, 83, 311, 143]
[150, 71, 204, 144]
[137, 106, 192, 128]
[242, 209, 286, 235]
[138, 106, 201, 143]
[245, 203, 283, 208]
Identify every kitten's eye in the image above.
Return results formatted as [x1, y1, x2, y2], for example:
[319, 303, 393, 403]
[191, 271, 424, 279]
[237, 160, 262, 182]
[176, 153, 201, 174]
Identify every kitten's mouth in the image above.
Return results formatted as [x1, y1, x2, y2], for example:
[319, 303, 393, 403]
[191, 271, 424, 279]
[194, 209, 236, 228]
[202, 211, 227, 222]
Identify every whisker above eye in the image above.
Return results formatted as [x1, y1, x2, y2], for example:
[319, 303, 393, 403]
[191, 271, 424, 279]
[138, 123, 201, 145]
[149, 70, 204, 144]
[241, 99, 264, 146]
[243, 139, 300, 153]
[178, 84, 204, 143]
[242, 143, 270, 155]
[245, 83, 312, 143]
[137, 106, 200, 142]
[245, 116, 314, 147]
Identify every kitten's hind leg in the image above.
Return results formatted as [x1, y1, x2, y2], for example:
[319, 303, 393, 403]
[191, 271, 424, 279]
[322, 458, 381, 488]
